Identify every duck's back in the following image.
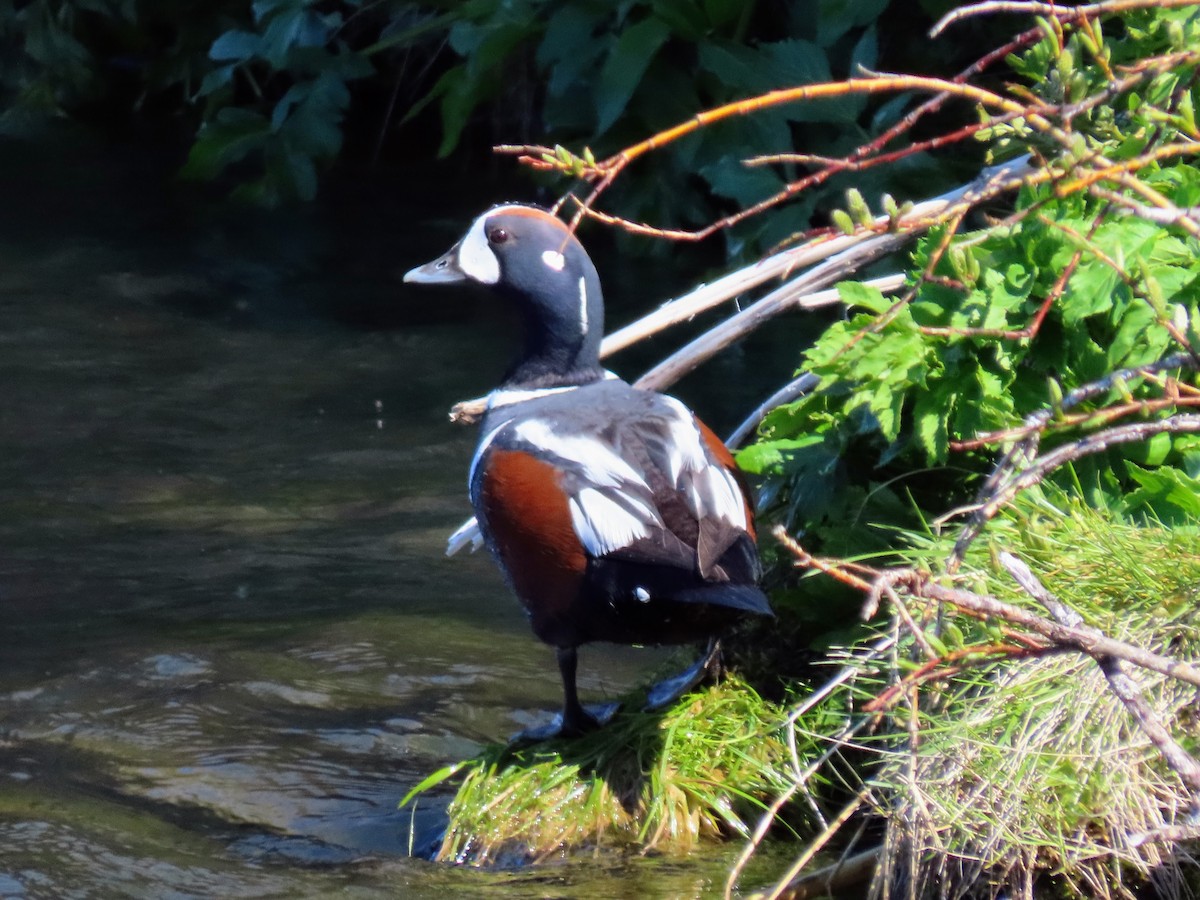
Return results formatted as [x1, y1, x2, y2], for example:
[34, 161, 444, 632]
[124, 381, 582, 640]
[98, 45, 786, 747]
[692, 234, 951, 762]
[469, 378, 769, 648]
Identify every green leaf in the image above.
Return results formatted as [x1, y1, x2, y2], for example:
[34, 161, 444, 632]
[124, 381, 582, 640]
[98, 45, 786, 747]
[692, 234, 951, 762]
[1124, 464, 1200, 521]
[703, 0, 745, 28]
[400, 760, 472, 808]
[1107, 300, 1166, 368]
[594, 17, 671, 133]
[197, 63, 236, 97]
[838, 281, 892, 314]
[736, 435, 825, 476]
[538, 5, 604, 97]
[260, 7, 332, 68]
[209, 30, 261, 62]
[912, 379, 956, 462]
[181, 107, 271, 180]
[650, 0, 707, 39]
[817, 0, 890, 47]
[698, 157, 783, 205]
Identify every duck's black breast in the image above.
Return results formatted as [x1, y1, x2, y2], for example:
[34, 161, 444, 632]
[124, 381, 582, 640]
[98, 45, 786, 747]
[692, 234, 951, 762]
[468, 379, 765, 648]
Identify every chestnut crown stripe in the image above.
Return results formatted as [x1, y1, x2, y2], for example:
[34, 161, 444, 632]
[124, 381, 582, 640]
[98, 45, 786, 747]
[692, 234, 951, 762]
[456, 205, 577, 286]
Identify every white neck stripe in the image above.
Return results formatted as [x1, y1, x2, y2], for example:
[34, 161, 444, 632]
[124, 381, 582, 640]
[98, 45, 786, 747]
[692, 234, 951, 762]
[579, 276, 588, 335]
[486, 371, 619, 410]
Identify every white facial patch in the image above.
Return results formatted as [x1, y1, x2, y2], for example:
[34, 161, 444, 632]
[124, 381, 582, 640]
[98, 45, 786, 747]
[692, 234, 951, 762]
[457, 214, 501, 284]
[542, 250, 565, 271]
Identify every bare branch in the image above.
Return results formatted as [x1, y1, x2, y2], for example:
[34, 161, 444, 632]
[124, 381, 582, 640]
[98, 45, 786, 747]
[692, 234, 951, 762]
[931, 0, 1200, 38]
[950, 413, 1200, 571]
[902, 573, 1200, 689]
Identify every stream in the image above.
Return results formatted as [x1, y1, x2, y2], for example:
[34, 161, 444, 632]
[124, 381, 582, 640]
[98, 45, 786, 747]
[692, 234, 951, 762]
[0, 135, 797, 898]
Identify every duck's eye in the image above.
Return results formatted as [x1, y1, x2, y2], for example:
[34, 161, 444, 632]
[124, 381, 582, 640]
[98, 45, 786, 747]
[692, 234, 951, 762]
[488, 227, 510, 245]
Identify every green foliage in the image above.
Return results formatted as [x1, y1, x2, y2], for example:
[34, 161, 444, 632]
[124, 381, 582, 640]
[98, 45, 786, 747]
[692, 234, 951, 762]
[416, 0, 929, 252]
[0, 0, 132, 125]
[740, 8, 1200, 560]
[0, 0, 964, 220]
[183, 0, 373, 203]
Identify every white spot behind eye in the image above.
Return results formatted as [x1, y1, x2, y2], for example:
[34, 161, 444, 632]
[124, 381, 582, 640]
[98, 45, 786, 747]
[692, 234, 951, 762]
[542, 250, 565, 271]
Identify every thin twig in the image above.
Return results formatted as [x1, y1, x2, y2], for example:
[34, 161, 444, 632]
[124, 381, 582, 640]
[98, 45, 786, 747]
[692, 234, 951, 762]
[931, 0, 1200, 38]
[761, 790, 871, 900]
[950, 413, 1200, 570]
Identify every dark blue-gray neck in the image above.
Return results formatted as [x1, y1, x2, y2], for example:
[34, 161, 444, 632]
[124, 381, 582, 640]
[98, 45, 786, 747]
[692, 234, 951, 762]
[500, 262, 605, 389]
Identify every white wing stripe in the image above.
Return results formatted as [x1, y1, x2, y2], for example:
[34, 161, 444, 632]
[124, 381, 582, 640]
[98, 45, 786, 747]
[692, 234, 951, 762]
[569, 488, 653, 556]
[513, 419, 647, 489]
[693, 467, 747, 527]
[659, 396, 747, 529]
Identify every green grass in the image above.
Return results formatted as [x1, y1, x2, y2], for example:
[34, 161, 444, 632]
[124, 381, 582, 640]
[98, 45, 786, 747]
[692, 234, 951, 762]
[405, 676, 800, 865]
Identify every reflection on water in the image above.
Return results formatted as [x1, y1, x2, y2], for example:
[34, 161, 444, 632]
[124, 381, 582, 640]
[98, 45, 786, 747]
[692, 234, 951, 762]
[0, 139, 795, 897]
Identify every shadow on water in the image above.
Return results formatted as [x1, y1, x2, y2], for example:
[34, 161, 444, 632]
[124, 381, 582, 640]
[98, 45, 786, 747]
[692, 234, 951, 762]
[0, 135, 799, 897]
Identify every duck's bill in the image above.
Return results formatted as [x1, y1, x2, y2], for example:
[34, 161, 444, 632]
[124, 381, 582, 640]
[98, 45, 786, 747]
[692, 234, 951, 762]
[403, 245, 468, 284]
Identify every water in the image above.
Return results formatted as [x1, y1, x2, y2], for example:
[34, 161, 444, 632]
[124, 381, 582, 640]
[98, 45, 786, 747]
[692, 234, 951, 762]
[0, 137, 800, 898]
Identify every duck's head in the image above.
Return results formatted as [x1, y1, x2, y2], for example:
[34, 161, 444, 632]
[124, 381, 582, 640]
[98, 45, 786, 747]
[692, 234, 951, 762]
[405, 204, 605, 389]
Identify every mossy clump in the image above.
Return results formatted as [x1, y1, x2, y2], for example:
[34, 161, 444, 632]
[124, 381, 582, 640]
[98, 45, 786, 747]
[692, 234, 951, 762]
[409, 677, 797, 866]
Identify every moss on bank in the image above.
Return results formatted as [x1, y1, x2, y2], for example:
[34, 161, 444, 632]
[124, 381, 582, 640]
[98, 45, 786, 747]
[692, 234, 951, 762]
[405, 677, 802, 866]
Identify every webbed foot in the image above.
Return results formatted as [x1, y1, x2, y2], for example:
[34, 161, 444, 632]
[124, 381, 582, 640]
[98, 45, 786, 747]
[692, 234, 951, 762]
[645, 639, 722, 711]
[510, 701, 621, 743]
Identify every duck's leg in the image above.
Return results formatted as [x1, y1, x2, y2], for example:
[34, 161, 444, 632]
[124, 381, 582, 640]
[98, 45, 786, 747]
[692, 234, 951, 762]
[556, 646, 598, 736]
[644, 638, 722, 711]
[510, 646, 620, 743]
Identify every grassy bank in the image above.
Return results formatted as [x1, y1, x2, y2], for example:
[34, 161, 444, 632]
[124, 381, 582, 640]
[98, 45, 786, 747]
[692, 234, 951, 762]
[407, 492, 1200, 898]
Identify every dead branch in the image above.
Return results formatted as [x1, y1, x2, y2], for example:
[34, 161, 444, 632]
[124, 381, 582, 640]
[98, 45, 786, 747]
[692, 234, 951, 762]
[726, 373, 819, 448]
[950, 412, 1200, 570]
[931, 0, 1200, 37]
[895, 571, 1200, 689]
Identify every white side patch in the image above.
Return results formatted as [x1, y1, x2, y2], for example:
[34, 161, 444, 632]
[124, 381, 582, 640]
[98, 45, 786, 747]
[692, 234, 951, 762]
[542, 249, 565, 271]
[512, 419, 648, 490]
[658, 395, 748, 529]
[569, 488, 651, 556]
[446, 517, 484, 556]
[578, 276, 588, 334]
[457, 214, 500, 284]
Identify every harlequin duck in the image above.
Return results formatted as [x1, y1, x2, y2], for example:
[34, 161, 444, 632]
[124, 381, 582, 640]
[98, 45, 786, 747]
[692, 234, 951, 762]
[405, 204, 772, 738]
